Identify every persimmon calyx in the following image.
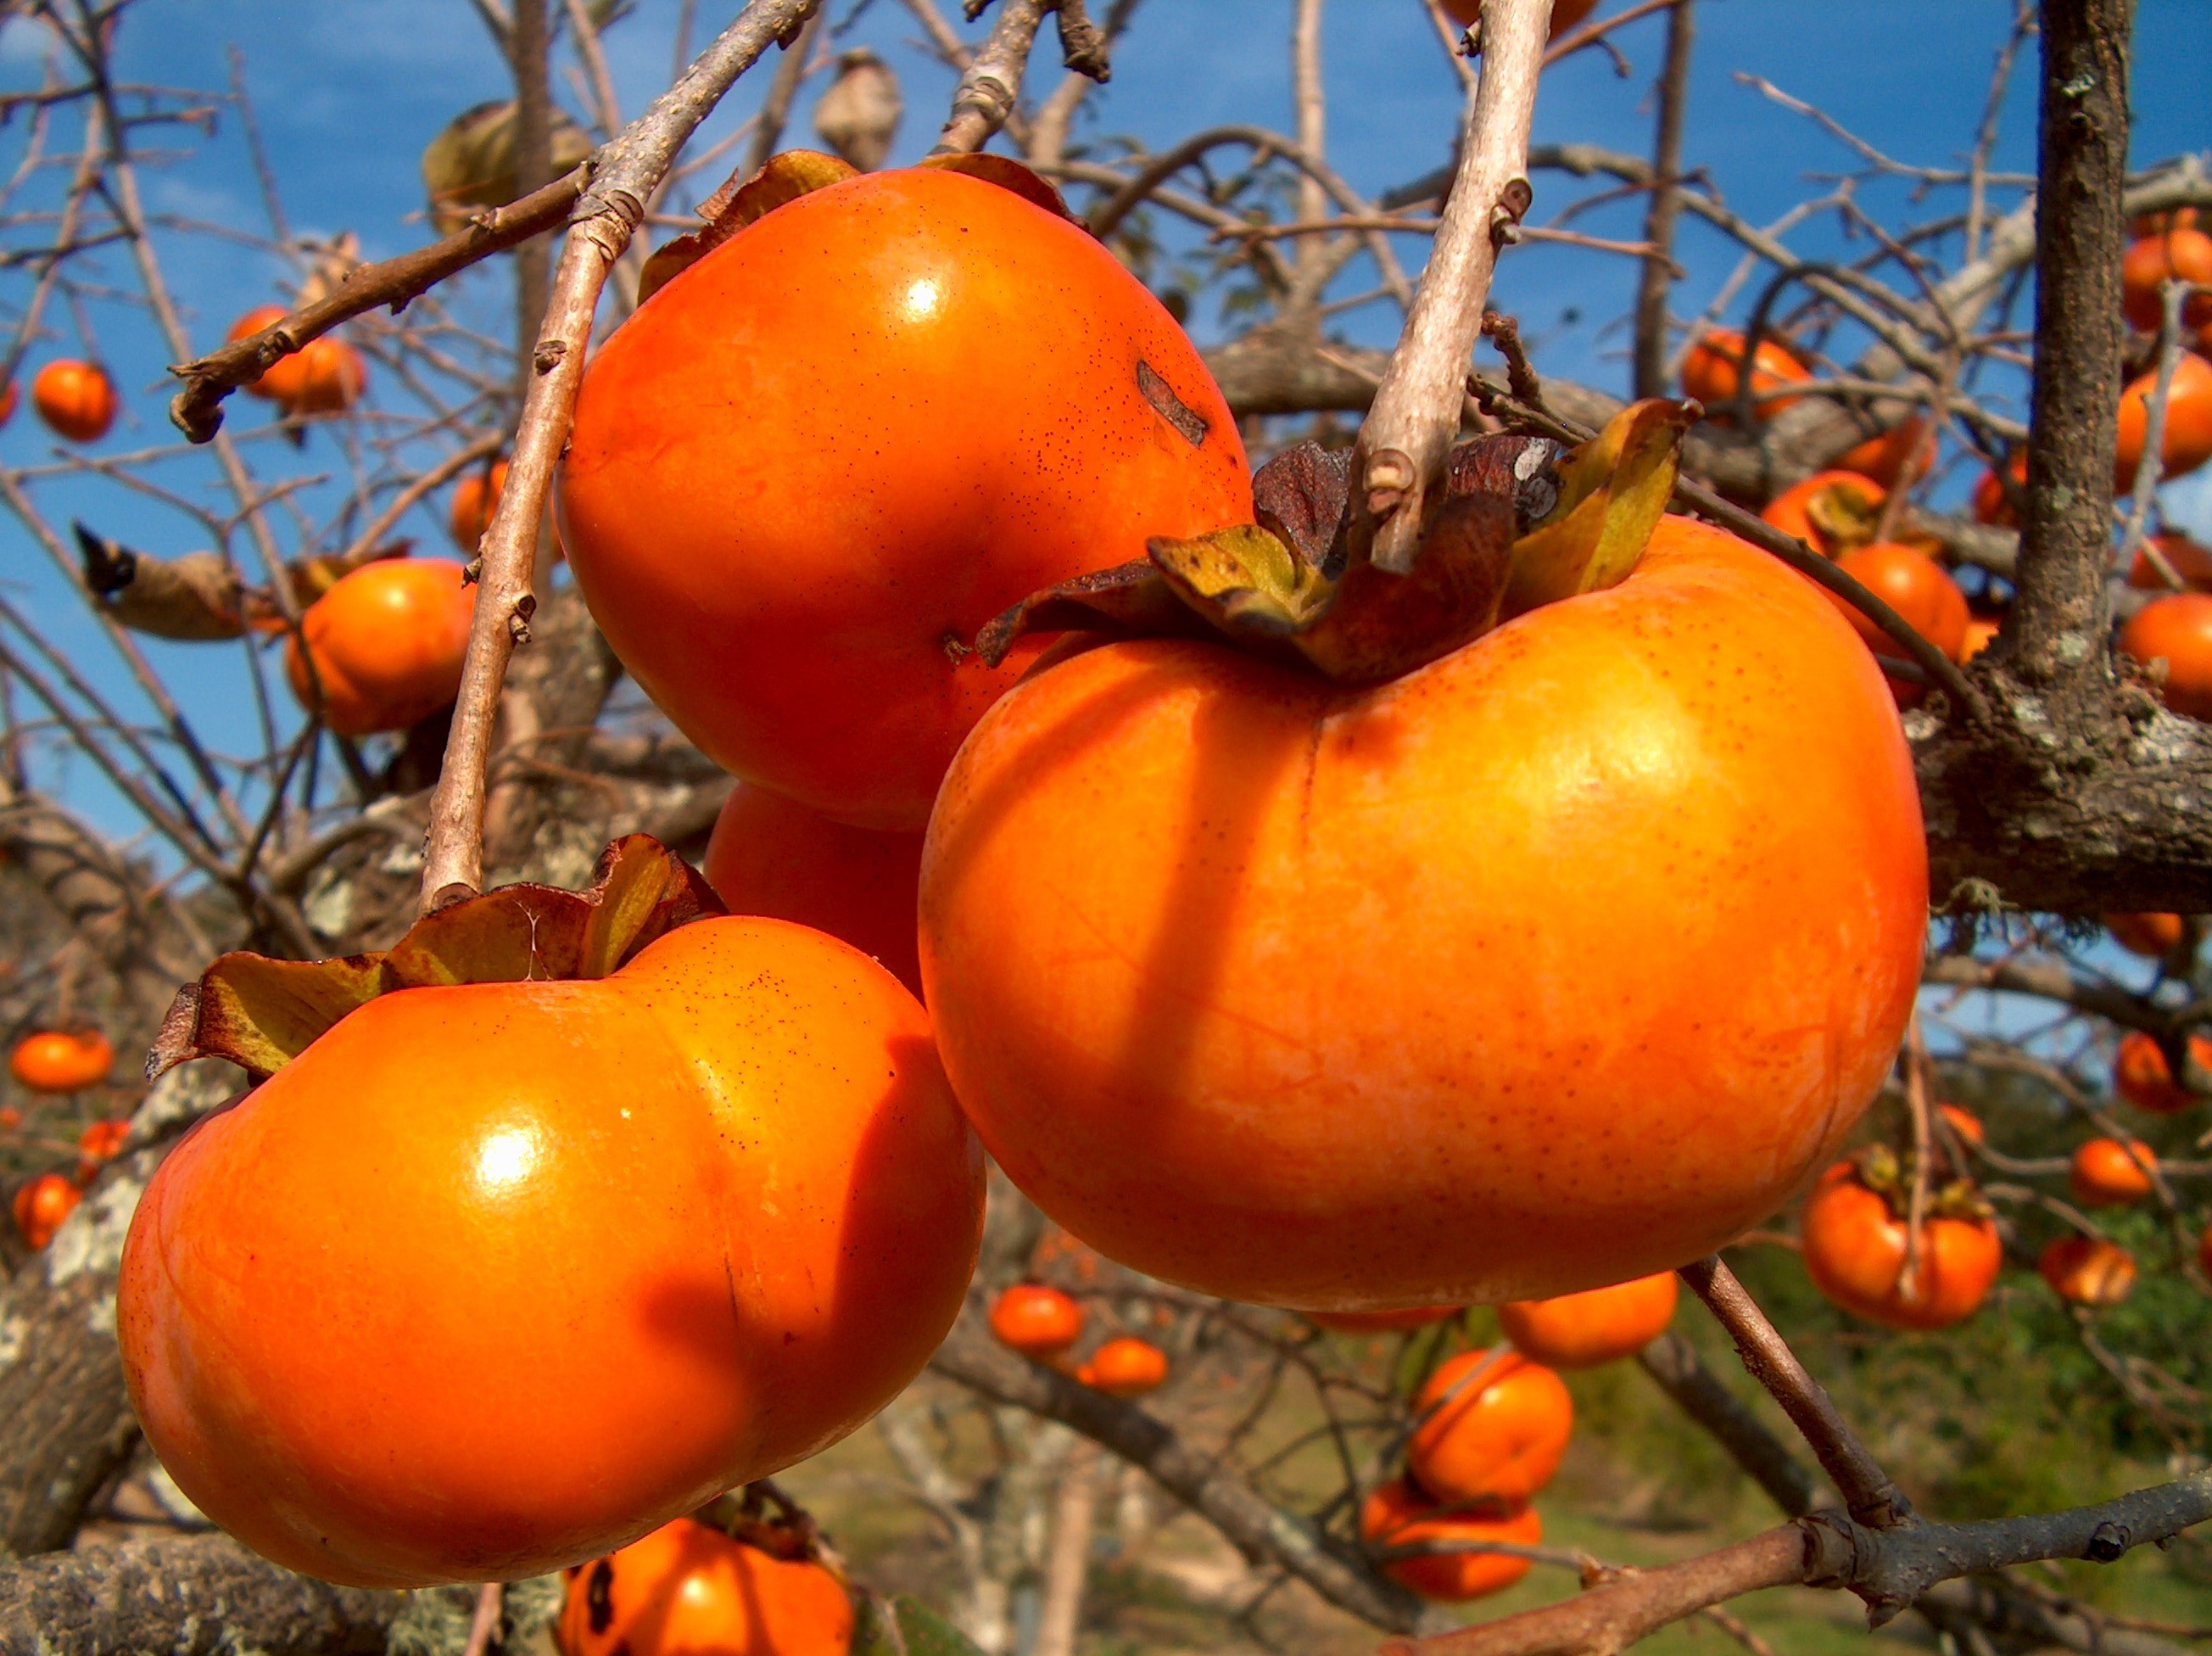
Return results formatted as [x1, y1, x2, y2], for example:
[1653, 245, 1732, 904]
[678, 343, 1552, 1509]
[148, 835, 722, 1083]
[975, 398, 1694, 685]
[636, 148, 1080, 306]
[1847, 1147, 1994, 1222]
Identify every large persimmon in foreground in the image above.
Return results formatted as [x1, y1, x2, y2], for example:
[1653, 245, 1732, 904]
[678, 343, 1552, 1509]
[119, 845, 982, 1588]
[920, 502, 1926, 1306]
[559, 157, 1251, 830]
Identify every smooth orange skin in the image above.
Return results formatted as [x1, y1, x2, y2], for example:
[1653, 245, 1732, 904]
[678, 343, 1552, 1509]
[31, 359, 115, 442]
[1083, 1335, 1169, 1397]
[703, 784, 924, 997]
[1308, 1306, 1464, 1334]
[1408, 1350, 1571, 1508]
[2070, 1137, 2157, 1207]
[1829, 543, 1969, 664]
[1971, 456, 2026, 529]
[1936, 1104, 1986, 1148]
[2125, 533, 2212, 591]
[287, 337, 366, 415]
[117, 918, 984, 1589]
[1360, 1480, 1538, 1603]
[2121, 229, 2212, 333]
[283, 557, 474, 736]
[2119, 592, 2212, 722]
[2039, 1235, 2136, 1306]
[921, 516, 1925, 1307]
[1799, 1165, 2001, 1332]
[2114, 1029, 2209, 1115]
[450, 459, 510, 552]
[1836, 417, 1936, 487]
[1438, 0, 1598, 38]
[2116, 352, 2212, 492]
[9, 1029, 114, 1094]
[559, 1519, 853, 1656]
[1759, 471, 1884, 557]
[2106, 913, 2187, 959]
[12, 1172, 79, 1250]
[1497, 1273, 1678, 1369]
[2135, 208, 2204, 238]
[1680, 328, 1812, 420]
[988, 1284, 1086, 1358]
[229, 306, 308, 406]
[0, 1107, 19, 1131]
[559, 168, 1253, 831]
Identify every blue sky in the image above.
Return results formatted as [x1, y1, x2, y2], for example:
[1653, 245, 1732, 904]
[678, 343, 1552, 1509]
[0, 0, 2207, 853]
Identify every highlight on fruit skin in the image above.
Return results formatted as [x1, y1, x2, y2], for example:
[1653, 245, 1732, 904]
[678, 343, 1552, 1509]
[1498, 1273, 1678, 1368]
[2118, 592, 2212, 722]
[1080, 1336, 1169, 1398]
[2039, 1234, 2136, 1307]
[1360, 1478, 1540, 1603]
[1407, 1350, 1572, 1509]
[988, 1284, 1086, 1360]
[1799, 1160, 2001, 1332]
[2069, 1137, 2157, 1207]
[2113, 1029, 2209, 1115]
[557, 1516, 853, 1656]
[12, 1172, 80, 1250]
[31, 358, 116, 443]
[8, 1028, 114, 1094]
[283, 557, 475, 736]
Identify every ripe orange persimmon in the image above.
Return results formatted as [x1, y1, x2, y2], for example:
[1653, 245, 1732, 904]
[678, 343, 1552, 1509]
[559, 1518, 853, 1656]
[12, 1172, 79, 1250]
[560, 164, 1251, 831]
[1936, 1104, 1986, 1148]
[118, 918, 984, 1588]
[1799, 1162, 2000, 1331]
[286, 337, 366, 416]
[9, 1028, 113, 1094]
[1835, 416, 1936, 487]
[1497, 1273, 1678, 1368]
[2115, 351, 2212, 491]
[922, 515, 1926, 1307]
[283, 557, 474, 736]
[450, 459, 510, 552]
[2119, 592, 2212, 721]
[2107, 912, 2187, 959]
[76, 1116, 129, 1177]
[0, 1107, 19, 1132]
[989, 1284, 1085, 1359]
[1828, 544, 1969, 668]
[2121, 228, 2212, 333]
[2039, 1234, 2136, 1306]
[1680, 328, 1811, 421]
[31, 359, 115, 442]
[1760, 471, 1885, 558]
[1081, 1336, 1169, 1397]
[2113, 1029, 2209, 1115]
[1971, 455, 2026, 528]
[702, 784, 924, 996]
[2134, 207, 2203, 238]
[1309, 1306, 1464, 1334]
[2125, 533, 2212, 591]
[228, 305, 308, 406]
[0, 378, 17, 428]
[1407, 1350, 1572, 1508]
[1961, 614, 2001, 662]
[2070, 1137, 2157, 1207]
[1360, 1480, 1539, 1603]
[1438, 0, 1599, 38]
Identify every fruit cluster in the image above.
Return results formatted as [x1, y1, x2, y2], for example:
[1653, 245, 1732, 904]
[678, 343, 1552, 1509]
[4, 1028, 123, 1252]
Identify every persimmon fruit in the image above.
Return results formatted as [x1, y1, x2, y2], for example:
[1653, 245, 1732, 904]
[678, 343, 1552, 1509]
[988, 1284, 1085, 1359]
[229, 306, 308, 406]
[2106, 912, 2187, 959]
[1835, 416, 1936, 487]
[1759, 471, 1884, 558]
[1936, 1104, 1986, 1148]
[286, 337, 367, 416]
[1438, 0, 1599, 39]
[1497, 1273, 1678, 1368]
[2125, 533, 2212, 591]
[0, 378, 19, 428]
[1360, 1480, 1538, 1603]
[2119, 592, 2212, 721]
[2120, 228, 2212, 333]
[1961, 614, 2001, 663]
[2039, 1235, 2135, 1306]
[1081, 1336, 1169, 1398]
[1680, 328, 1811, 421]
[31, 359, 116, 442]
[118, 916, 984, 1587]
[559, 1517, 853, 1656]
[450, 459, 511, 552]
[559, 162, 1252, 831]
[1971, 456, 2026, 528]
[1827, 543, 1969, 665]
[283, 557, 474, 736]
[9, 1028, 113, 1094]
[2115, 351, 2212, 490]
[2113, 1028, 2209, 1115]
[2069, 1137, 2157, 1206]
[12, 1172, 78, 1250]
[1308, 1306, 1464, 1334]
[1407, 1349, 1572, 1508]
[76, 1116, 129, 1177]
[1799, 1162, 2000, 1331]
[921, 514, 1926, 1308]
[703, 784, 924, 996]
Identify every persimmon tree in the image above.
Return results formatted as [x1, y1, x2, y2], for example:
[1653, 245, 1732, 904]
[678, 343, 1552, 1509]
[0, 1, 2209, 1653]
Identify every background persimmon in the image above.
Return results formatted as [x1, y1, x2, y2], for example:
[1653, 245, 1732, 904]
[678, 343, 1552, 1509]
[2106, 913, 2187, 958]
[9, 1028, 113, 1093]
[284, 336, 367, 416]
[921, 515, 1925, 1307]
[1498, 1273, 1678, 1368]
[1827, 543, 1969, 665]
[0, 378, 15, 428]
[1406, 1350, 1572, 1508]
[702, 784, 924, 997]
[2125, 532, 2212, 590]
[1799, 1163, 2000, 1331]
[988, 1284, 1085, 1360]
[559, 164, 1252, 831]
[12, 1172, 79, 1250]
[1360, 1480, 1539, 1603]
[2118, 592, 2212, 721]
[227, 305, 308, 406]
[1081, 1336, 1169, 1398]
[1438, 0, 1598, 39]
[75, 1116, 128, 1178]
[119, 917, 984, 1587]
[31, 359, 115, 442]
[1970, 455, 2026, 527]
[2115, 351, 2212, 490]
[559, 1517, 853, 1656]
[1679, 327, 1810, 419]
[1759, 471, 1883, 558]
[449, 458, 510, 552]
[1835, 416, 1936, 487]
[2069, 1138, 2157, 1207]
[2114, 1029, 2209, 1114]
[2120, 227, 2212, 332]
[2040, 1235, 2136, 1306]
[282, 557, 474, 736]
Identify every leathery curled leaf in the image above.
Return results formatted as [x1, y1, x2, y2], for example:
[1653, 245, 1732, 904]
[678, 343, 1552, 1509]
[1499, 398, 1696, 621]
[146, 835, 723, 1082]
